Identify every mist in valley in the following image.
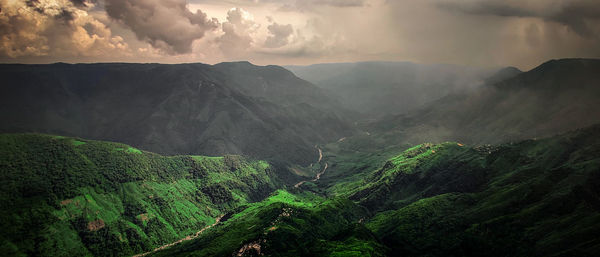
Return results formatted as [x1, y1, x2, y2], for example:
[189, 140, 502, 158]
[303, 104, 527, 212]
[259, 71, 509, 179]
[1, 0, 600, 256]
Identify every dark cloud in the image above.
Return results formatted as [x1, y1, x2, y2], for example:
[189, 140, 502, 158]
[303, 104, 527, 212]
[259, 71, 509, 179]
[437, 1, 533, 17]
[264, 23, 293, 48]
[104, 0, 219, 54]
[68, 0, 88, 7]
[25, 0, 39, 8]
[2, 0, 599, 68]
[0, 1, 45, 58]
[437, 0, 600, 38]
[551, 1, 600, 37]
[55, 8, 75, 22]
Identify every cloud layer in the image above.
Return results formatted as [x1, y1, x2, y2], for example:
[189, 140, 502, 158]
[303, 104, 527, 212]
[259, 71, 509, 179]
[0, 0, 128, 58]
[1, 0, 599, 69]
[104, 0, 218, 54]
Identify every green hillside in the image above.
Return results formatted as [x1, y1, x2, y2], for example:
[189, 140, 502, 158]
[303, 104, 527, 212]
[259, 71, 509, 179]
[0, 134, 280, 256]
[355, 130, 600, 256]
[154, 190, 386, 257]
[151, 125, 600, 256]
[2, 125, 600, 256]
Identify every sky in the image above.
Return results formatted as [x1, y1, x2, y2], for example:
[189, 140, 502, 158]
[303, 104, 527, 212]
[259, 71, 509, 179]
[1, 0, 599, 70]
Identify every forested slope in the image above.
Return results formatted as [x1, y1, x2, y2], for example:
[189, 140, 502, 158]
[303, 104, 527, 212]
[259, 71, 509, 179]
[0, 134, 280, 256]
[150, 125, 600, 256]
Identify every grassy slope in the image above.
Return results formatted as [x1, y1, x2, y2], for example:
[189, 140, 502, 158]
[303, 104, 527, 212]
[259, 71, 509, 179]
[318, 130, 413, 197]
[349, 125, 600, 256]
[0, 134, 280, 257]
[157, 125, 600, 257]
[3, 124, 600, 256]
[153, 190, 386, 257]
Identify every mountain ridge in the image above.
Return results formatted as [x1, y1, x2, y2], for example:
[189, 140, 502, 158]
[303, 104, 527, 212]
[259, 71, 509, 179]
[367, 58, 600, 147]
[2, 58, 600, 256]
[0, 61, 354, 168]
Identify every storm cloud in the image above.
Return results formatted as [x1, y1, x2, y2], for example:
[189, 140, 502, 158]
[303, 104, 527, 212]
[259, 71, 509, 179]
[437, 0, 600, 38]
[104, 0, 219, 54]
[1, 0, 600, 68]
[0, 0, 127, 59]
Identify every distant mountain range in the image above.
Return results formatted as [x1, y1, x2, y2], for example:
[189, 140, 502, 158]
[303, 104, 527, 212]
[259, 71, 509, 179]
[317, 58, 600, 194]
[287, 61, 503, 117]
[2, 59, 597, 168]
[367, 58, 600, 147]
[0, 62, 353, 167]
[2, 58, 600, 256]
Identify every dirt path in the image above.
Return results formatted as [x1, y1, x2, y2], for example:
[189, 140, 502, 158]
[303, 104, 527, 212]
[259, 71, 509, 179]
[294, 147, 327, 188]
[132, 215, 224, 257]
[317, 147, 323, 163]
[311, 163, 328, 182]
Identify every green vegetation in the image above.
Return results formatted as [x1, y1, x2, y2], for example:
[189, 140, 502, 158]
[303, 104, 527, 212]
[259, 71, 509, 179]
[154, 125, 600, 256]
[319, 131, 413, 197]
[2, 125, 600, 256]
[0, 134, 280, 257]
[154, 190, 385, 257]
[344, 125, 600, 256]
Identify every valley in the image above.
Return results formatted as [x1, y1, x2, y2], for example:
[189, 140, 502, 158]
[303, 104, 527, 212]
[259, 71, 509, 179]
[294, 146, 327, 188]
[2, 0, 600, 256]
[7, 123, 596, 256]
[152, 124, 600, 256]
[1, 59, 600, 257]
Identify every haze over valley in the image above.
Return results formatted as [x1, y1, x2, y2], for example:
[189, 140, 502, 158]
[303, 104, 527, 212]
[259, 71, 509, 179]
[1, 0, 600, 256]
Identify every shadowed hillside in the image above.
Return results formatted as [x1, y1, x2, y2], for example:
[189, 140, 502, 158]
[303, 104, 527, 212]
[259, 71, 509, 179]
[2, 0, 599, 255]
[0, 62, 353, 167]
[353, 59, 600, 151]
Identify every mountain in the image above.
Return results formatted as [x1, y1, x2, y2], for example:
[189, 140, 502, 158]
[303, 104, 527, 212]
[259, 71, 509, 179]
[0, 133, 280, 256]
[483, 66, 522, 85]
[365, 58, 600, 149]
[154, 124, 600, 256]
[3, 58, 599, 256]
[344, 124, 600, 256]
[0, 62, 353, 166]
[287, 61, 499, 117]
[2, 125, 599, 256]
[212, 62, 341, 111]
